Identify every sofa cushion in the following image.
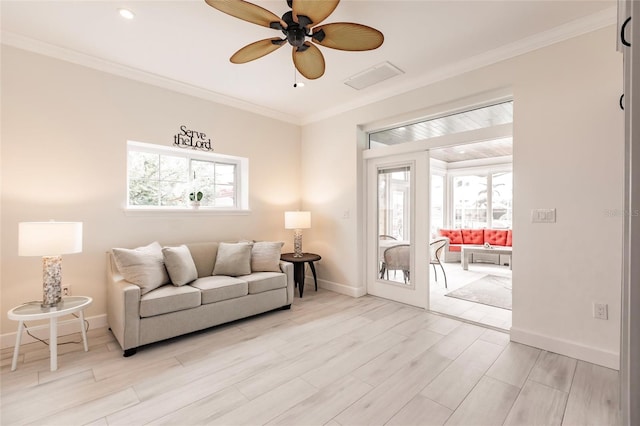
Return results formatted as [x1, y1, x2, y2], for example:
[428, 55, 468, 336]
[484, 229, 508, 246]
[112, 242, 170, 295]
[242, 272, 287, 294]
[212, 242, 252, 277]
[162, 245, 198, 286]
[439, 229, 463, 244]
[506, 229, 513, 246]
[449, 244, 462, 252]
[185, 242, 219, 278]
[462, 229, 484, 245]
[191, 276, 248, 304]
[251, 241, 284, 272]
[139, 284, 201, 318]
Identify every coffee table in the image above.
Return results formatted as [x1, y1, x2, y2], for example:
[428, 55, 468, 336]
[461, 246, 512, 270]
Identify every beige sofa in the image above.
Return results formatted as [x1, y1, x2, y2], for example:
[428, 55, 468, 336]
[107, 241, 294, 356]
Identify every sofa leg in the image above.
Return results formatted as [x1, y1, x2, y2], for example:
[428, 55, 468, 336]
[123, 348, 137, 357]
[281, 304, 291, 310]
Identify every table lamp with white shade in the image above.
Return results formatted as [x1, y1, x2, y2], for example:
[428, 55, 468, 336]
[18, 221, 83, 308]
[284, 211, 310, 258]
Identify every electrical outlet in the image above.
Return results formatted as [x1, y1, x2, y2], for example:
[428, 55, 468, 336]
[62, 284, 72, 297]
[593, 303, 608, 320]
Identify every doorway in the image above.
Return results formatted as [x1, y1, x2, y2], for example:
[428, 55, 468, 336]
[429, 141, 513, 330]
[363, 98, 514, 329]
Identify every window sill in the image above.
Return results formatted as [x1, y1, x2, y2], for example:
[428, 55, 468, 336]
[123, 207, 251, 217]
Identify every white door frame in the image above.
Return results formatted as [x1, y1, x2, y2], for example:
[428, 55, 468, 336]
[619, 0, 639, 423]
[365, 152, 430, 308]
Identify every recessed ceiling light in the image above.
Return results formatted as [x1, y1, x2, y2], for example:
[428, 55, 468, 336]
[118, 8, 135, 20]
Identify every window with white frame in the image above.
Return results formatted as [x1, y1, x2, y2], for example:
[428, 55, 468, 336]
[126, 141, 248, 210]
[451, 169, 512, 229]
[430, 173, 445, 236]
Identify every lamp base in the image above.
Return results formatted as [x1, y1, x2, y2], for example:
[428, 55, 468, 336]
[293, 229, 303, 258]
[42, 255, 63, 308]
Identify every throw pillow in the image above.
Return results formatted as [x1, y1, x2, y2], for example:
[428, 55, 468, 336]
[112, 241, 170, 295]
[212, 242, 252, 277]
[251, 241, 284, 272]
[162, 245, 198, 286]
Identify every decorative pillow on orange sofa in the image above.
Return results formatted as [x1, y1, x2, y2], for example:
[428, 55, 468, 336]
[462, 229, 484, 245]
[485, 229, 508, 246]
[506, 229, 513, 246]
[438, 229, 463, 244]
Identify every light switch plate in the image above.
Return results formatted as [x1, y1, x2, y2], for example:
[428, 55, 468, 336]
[531, 208, 556, 223]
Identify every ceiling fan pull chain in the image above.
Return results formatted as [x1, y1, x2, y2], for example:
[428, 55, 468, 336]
[293, 66, 303, 88]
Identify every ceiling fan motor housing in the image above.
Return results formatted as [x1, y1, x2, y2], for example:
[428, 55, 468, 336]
[280, 11, 313, 48]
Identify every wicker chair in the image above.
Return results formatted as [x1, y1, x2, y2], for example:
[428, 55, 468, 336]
[382, 244, 411, 284]
[379, 235, 397, 279]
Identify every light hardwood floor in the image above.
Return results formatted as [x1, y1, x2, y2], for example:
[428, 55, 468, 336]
[429, 262, 512, 331]
[1, 290, 620, 426]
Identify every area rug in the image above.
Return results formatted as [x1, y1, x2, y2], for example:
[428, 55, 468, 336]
[445, 275, 512, 310]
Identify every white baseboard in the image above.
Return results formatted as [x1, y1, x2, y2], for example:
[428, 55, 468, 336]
[1, 314, 108, 350]
[510, 326, 619, 370]
[307, 275, 366, 298]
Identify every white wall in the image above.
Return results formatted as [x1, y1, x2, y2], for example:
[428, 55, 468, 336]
[301, 27, 624, 368]
[0, 46, 301, 335]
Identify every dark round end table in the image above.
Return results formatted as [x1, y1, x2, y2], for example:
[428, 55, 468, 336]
[280, 253, 321, 297]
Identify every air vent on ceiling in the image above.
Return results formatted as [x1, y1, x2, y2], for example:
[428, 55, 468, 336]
[344, 61, 404, 90]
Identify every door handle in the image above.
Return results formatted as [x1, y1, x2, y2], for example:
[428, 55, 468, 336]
[621, 17, 631, 47]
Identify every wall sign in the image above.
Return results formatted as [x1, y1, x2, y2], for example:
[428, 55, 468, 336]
[174, 125, 213, 151]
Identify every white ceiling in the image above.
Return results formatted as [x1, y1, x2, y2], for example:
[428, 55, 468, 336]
[1, 1, 616, 124]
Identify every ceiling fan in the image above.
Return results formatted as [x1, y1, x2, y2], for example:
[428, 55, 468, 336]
[204, 0, 384, 80]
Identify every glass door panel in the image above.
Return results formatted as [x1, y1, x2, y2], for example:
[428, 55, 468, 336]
[378, 166, 411, 285]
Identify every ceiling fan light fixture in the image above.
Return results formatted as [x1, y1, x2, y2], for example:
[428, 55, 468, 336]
[118, 8, 135, 20]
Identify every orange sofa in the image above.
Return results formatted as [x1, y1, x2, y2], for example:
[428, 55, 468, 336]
[438, 228, 512, 263]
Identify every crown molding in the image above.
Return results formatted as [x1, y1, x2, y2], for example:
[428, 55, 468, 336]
[301, 6, 617, 125]
[0, 31, 302, 126]
[1, 6, 616, 127]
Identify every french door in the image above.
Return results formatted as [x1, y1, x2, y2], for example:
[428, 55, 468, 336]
[366, 151, 430, 308]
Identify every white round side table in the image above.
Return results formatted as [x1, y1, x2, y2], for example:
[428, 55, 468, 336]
[7, 296, 93, 372]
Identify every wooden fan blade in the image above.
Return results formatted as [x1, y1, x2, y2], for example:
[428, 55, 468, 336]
[292, 43, 325, 80]
[292, 0, 339, 26]
[231, 38, 286, 63]
[312, 23, 384, 51]
[204, 0, 284, 28]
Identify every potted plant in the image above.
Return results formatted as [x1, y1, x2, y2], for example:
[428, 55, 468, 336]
[189, 191, 203, 208]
